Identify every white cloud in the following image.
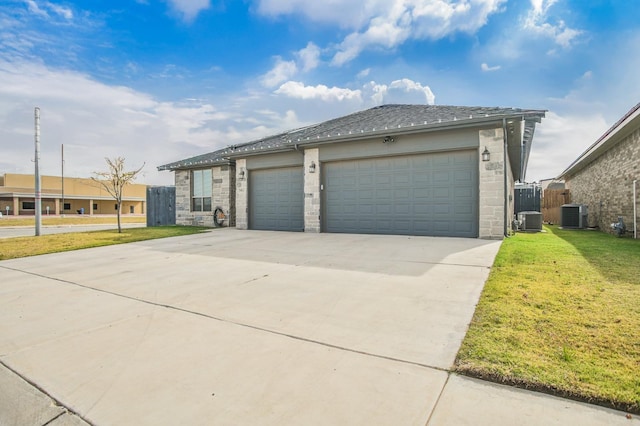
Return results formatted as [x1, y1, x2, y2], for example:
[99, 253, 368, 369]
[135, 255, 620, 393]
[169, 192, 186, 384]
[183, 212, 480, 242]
[527, 111, 608, 182]
[255, 0, 381, 29]
[0, 60, 307, 185]
[481, 62, 501, 72]
[24, 1, 73, 20]
[25, 0, 48, 18]
[256, 0, 506, 66]
[274, 78, 434, 105]
[296, 42, 321, 72]
[261, 57, 298, 87]
[364, 78, 435, 105]
[357, 68, 371, 78]
[523, 0, 582, 49]
[274, 81, 362, 102]
[47, 2, 73, 20]
[167, 0, 211, 22]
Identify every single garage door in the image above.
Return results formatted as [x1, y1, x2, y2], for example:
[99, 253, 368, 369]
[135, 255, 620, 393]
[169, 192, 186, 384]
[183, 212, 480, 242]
[323, 150, 478, 237]
[249, 166, 304, 231]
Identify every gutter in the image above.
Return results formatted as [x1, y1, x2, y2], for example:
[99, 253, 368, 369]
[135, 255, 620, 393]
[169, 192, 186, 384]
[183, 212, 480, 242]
[503, 118, 509, 238]
[222, 112, 545, 159]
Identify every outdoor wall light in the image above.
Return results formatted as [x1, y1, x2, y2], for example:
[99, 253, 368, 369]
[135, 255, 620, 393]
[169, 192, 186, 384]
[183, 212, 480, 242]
[482, 146, 491, 162]
[383, 136, 395, 144]
[309, 161, 316, 173]
[239, 168, 246, 180]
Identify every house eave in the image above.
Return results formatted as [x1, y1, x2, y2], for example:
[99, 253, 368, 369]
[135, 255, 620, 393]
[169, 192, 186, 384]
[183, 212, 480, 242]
[225, 112, 545, 158]
[559, 102, 640, 179]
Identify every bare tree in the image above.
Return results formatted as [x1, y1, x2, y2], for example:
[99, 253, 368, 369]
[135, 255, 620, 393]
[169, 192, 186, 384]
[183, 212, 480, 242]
[92, 157, 144, 233]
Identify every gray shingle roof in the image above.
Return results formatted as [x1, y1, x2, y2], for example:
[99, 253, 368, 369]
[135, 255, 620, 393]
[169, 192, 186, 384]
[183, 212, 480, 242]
[158, 104, 545, 171]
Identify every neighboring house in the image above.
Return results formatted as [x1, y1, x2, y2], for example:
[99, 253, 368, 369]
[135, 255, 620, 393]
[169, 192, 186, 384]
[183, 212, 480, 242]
[0, 173, 147, 216]
[539, 178, 565, 192]
[158, 104, 545, 239]
[559, 102, 640, 235]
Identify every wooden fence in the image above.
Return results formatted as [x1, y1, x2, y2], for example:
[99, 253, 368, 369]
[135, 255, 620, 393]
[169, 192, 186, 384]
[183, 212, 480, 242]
[541, 188, 571, 224]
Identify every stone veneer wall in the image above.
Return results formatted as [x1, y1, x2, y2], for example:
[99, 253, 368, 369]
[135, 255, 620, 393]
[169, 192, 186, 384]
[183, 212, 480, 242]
[235, 158, 248, 229]
[565, 127, 640, 234]
[303, 148, 321, 232]
[174, 165, 235, 227]
[478, 128, 507, 239]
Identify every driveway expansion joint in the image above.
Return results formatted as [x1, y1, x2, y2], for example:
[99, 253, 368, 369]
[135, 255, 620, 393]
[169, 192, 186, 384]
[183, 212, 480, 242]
[1, 264, 450, 373]
[0, 359, 93, 426]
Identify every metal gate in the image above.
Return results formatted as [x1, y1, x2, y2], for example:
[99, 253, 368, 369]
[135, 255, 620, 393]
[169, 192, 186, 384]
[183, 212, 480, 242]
[146, 186, 176, 226]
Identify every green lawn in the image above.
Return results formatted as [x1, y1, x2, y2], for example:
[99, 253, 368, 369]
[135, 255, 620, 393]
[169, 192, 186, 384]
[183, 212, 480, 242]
[456, 226, 640, 413]
[0, 216, 146, 227]
[0, 226, 209, 260]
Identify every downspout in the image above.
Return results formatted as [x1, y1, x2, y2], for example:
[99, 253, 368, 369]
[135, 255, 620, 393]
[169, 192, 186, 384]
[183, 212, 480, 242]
[503, 118, 509, 238]
[634, 179, 637, 239]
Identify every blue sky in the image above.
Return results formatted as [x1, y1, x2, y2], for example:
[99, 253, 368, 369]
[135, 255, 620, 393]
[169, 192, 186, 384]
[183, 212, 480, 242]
[1, 0, 638, 184]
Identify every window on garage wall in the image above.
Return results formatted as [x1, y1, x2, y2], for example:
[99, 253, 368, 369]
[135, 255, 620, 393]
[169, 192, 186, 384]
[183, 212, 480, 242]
[192, 169, 212, 212]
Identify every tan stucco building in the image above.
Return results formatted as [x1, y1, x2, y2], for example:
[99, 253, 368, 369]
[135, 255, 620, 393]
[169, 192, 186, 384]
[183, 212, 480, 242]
[0, 173, 147, 216]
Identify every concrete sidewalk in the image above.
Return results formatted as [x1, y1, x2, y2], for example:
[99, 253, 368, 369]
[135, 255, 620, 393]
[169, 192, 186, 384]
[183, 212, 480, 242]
[0, 223, 145, 239]
[0, 230, 636, 425]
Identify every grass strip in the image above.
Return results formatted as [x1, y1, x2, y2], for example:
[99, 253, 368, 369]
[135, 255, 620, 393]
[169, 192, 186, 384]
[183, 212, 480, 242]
[456, 226, 640, 413]
[0, 216, 146, 227]
[0, 226, 208, 260]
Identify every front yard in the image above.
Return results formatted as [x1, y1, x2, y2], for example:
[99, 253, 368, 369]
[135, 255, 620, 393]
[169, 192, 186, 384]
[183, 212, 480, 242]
[456, 226, 640, 413]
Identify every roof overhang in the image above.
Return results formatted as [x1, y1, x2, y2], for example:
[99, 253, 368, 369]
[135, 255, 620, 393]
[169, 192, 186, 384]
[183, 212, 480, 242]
[157, 107, 546, 173]
[225, 112, 545, 160]
[505, 115, 543, 182]
[560, 102, 640, 179]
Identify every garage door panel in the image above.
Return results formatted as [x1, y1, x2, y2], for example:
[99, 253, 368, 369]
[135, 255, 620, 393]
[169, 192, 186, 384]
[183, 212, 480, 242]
[249, 167, 303, 231]
[324, 150, 478, 237]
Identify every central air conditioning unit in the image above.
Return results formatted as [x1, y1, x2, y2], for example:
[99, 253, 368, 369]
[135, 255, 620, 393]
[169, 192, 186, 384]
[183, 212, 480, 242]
[561, 204, 588, 229]
[517, 211, 543, 232]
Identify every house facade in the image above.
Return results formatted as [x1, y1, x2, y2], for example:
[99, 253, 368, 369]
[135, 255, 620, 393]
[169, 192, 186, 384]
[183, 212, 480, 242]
[159, 105, 545, 239]
[0, 173, 147, 216]
[559, 102, 640, 236]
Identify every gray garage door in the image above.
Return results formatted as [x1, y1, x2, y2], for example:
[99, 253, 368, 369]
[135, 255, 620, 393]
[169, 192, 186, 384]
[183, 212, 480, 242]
[323, 150, 478, 237]
[249, 166, 304, 231]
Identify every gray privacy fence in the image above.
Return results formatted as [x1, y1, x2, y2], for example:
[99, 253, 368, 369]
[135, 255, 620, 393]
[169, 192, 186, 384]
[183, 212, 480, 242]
[515, 184, 541, 214]
[146, 186, 176, 226]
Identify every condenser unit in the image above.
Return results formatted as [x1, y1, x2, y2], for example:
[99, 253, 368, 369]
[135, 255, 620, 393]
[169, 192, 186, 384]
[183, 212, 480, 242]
[517, 211, 543, 232]
[561, 204, 588, 229]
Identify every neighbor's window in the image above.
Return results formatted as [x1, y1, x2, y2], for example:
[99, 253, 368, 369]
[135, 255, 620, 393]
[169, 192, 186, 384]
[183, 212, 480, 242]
[63, 203, 71, 210]
[22, 201, 35, 210]
[192, 169, 212, 212]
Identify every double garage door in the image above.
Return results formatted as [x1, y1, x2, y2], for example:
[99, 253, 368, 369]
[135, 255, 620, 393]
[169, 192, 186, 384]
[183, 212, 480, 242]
[249, 150, 478, 237]
[323, 150, 478, 238]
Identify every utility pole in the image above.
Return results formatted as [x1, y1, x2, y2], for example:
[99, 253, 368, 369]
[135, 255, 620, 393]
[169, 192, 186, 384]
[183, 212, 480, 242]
[61, 144, 65, 217]
[34, 107, 42, 236]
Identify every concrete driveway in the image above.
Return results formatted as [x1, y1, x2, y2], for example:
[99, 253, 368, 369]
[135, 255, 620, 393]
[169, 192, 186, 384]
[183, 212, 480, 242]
[1, 230, 635, 425]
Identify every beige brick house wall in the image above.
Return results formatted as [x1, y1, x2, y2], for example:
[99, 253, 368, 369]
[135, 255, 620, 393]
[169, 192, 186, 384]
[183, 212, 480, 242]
[478, 127, 508, 239]
[565, 127, 640, 234]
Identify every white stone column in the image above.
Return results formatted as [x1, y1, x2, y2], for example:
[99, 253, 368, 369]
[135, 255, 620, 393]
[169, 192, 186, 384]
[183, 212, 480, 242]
[304, 148, 321, 232]
[235, 159, 248, 229]
[478, 128, 506, 239]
